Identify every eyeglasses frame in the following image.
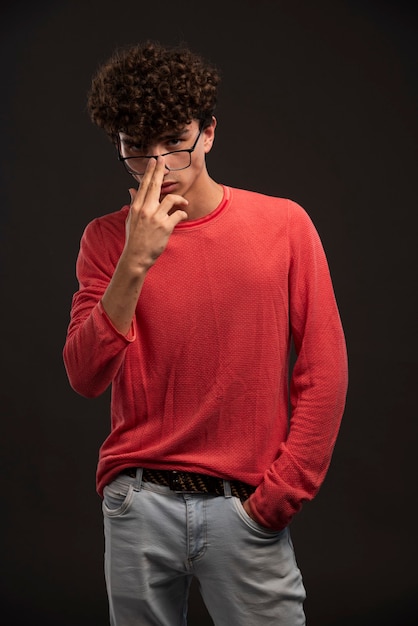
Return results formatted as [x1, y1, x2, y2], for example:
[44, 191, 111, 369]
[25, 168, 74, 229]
[116, 128, 202, 176]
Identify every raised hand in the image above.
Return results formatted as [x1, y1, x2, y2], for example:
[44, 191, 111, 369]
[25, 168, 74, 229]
[101, 156, 188, 335]
[124, 156, 189, 271]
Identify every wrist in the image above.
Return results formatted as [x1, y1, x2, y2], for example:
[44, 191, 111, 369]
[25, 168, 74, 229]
[118, 249, 152, 276]
[242, 497, 258, 522]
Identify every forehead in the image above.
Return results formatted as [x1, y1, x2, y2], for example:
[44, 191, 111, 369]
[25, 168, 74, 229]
[119, 122, 195, 146]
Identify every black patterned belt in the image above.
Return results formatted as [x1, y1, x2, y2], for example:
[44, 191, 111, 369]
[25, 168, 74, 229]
[122, 467, 255, 502]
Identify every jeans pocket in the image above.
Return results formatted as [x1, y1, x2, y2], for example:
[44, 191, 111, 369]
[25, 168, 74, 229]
[102, 478, 135, 517]
[232, 497, 284, 539]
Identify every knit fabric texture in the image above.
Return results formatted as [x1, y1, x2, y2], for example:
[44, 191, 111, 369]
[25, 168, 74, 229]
[63, 186, 348, 530]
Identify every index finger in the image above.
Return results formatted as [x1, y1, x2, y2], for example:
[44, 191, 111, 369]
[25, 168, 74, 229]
[144, 156, 167, 201]
[132, 156, 166, 207]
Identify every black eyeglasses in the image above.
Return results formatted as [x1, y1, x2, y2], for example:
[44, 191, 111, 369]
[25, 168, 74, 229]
[117, 130, 202, 176]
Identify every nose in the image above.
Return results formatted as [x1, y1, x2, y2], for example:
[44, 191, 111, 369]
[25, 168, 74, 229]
[152, 154, 170, 172]
[150, 152, 170, 175]
[148, 141, 167, 158]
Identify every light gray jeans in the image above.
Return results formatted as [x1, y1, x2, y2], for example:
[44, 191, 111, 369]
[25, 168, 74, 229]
[102, 468, 306, 625]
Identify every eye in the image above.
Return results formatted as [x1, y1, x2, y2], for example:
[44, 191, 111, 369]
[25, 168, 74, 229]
[128, 142, 143, 152]
[121, 141, 145, 157]
[166, 137, 182, 149]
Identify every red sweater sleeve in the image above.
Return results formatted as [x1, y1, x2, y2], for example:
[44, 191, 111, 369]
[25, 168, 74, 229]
[63, 192, 347, 529]
[63, 214, 135, 398]
[249, 201, 348, 530]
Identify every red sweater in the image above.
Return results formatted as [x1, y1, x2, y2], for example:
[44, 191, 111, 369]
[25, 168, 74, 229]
[63, 186, 348, 530]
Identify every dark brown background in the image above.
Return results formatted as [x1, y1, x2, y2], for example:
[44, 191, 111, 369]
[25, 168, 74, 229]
[1, 0, 417, 624]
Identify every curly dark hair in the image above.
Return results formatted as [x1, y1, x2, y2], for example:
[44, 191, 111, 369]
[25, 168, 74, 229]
[87, 41, 220, 145]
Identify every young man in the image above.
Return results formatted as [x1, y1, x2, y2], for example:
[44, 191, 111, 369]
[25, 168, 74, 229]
[63, 41, 348, 625]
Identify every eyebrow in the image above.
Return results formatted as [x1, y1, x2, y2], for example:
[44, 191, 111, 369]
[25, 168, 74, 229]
[160, 129, 189, 141]
[120, 128, 189, 145]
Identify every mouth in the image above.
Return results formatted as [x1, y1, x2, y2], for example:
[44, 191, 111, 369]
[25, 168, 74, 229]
[160, 181, 177, 194]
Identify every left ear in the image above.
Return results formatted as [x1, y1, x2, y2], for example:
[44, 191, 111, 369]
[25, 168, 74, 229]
[203, 116, 217, 154]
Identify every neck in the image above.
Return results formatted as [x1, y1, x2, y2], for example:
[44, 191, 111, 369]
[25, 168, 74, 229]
[183, 175, 224, 221]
